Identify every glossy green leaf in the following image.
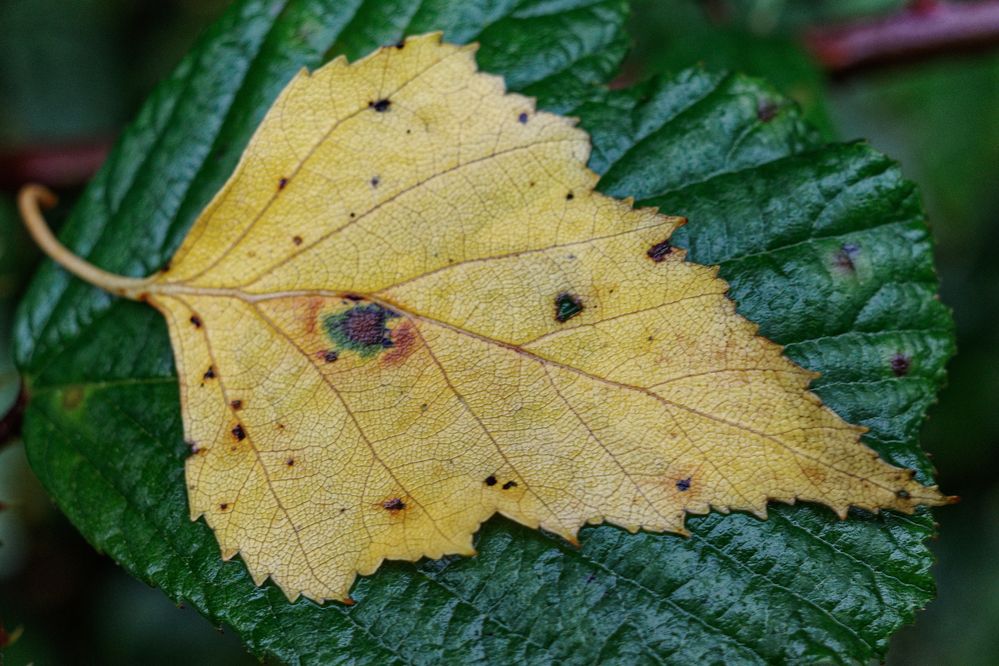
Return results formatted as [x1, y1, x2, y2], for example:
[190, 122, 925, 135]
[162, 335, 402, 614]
[14, 1, 952, 663]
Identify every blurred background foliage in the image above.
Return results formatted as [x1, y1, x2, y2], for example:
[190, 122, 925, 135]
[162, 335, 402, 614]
[1, 0, 996, 663]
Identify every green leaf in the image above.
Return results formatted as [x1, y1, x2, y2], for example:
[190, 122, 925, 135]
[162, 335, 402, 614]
[14, 1, 952, 663]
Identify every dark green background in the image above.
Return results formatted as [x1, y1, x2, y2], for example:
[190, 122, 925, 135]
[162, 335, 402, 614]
[1, 1, 995, 664]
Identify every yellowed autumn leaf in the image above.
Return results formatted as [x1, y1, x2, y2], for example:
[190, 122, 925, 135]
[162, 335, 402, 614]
[21, 32, 952, 604]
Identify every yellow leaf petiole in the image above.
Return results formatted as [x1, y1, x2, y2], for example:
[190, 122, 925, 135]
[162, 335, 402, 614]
[18, 184, 152, 301]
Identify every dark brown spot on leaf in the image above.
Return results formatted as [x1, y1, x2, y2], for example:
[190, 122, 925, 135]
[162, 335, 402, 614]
[232, 424, 246, 441]
[647, 239, 673, 262]
[322, 350, 339, 363]
[370, 176, 380, 187]
[190, 315, 203, 328]
[565, 191, 574, 200]
[518, 112, 528, 124]
[555, 292, 584, 323]
[286, 458, 295, 467]
[230, 399, 243, 410]
[219, 503, 229, 511]
[485, 476, 497, 486]
[370, 98, 391, 112]
[292, 235, 302, 245]
[395, 40, 405, 49]
[676, 477, 691, 492]
[502, 480, 518, 490]
[203, 366, 216, 380]
[278, 177, 288, 190]
[896, 489, 911, 499]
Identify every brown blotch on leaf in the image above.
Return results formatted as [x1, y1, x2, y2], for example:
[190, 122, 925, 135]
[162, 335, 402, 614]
[502, 480, 518, 490]
[381, 320, 418, 367]
[647, 239, 673, 262]
[219, 503, 229, 511]
[230, 399, 243, 410]
[891, 353, 911, 377]
[190, 315, 203, 328]
[676, 477, 692, 492]
[565, 191, 574, 201]
[292, 235, 302, 245]
[485, 475, 497, 486]
[62, 386, 85, 410]
[232, 424, 246, 441]
[286, 457, 295, 467]
[382, 497, 406, 511]
[369, 98, 391, 112]
[278, 177, 289, 190]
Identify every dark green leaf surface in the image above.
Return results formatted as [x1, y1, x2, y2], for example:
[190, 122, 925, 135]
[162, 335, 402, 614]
[14, 1, 952, 663]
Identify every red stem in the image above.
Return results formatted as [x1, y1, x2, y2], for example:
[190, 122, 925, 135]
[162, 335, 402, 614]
[805, 0, 999, 74]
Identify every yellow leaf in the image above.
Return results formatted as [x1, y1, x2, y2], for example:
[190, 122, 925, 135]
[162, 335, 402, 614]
[20, 33, 953, 604]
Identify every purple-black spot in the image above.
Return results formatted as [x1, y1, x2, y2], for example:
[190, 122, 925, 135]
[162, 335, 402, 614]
[190, 315, 203, 328]
[757, 100, 779, 122]
[835, 243, 861, 272]
[382, 498, 406, 511]
[323, 350, 339, 363]
[203, 366, 216, 380]
[647, 239, 673, 262]
[502, 480, 518, 490]
[230, 399, 243, 410]
[369, 99, 391, 112]
[555, 292, 584, 323]
[278, 177, 288, 190]
[518, 112, 528, 124]
[232, 424, 246, 441]
[485, 475, 497, 486]
[370, 176, 380, 187]
[676, 477, 691, 492]
[891, 353, 911, 377]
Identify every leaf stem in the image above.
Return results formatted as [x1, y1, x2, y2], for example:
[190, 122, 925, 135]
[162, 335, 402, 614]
[18, 184, 152, 300]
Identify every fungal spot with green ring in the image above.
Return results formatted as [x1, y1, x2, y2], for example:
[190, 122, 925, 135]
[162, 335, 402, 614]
[324, 302, 399, 357]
